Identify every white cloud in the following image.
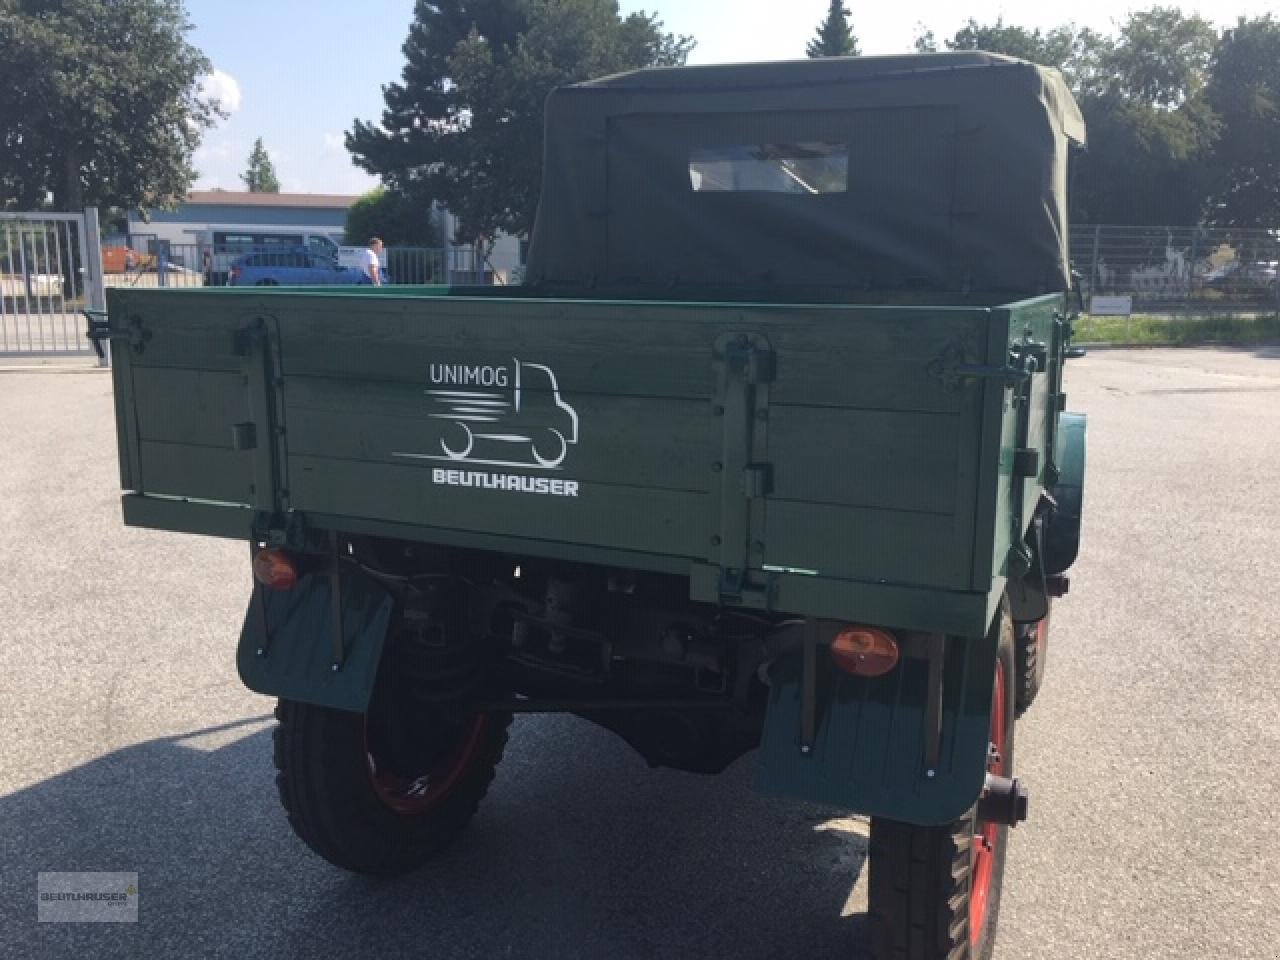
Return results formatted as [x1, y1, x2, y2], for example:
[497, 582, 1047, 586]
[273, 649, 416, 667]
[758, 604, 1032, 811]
[322, 132, 345, 152]
[201, 68, 242, 115]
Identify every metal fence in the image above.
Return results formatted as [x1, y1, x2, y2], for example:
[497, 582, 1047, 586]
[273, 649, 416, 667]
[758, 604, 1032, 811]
[1, 210, 105, 358]
[119, 236, 488, 288]
[1070, 224, 1280, 314]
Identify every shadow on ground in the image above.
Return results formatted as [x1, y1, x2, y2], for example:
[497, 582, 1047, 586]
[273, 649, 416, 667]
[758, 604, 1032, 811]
[0, 714, 868, 960]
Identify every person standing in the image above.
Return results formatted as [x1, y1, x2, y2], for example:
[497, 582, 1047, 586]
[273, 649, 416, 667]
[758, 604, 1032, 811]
[364, 237, 384, 286]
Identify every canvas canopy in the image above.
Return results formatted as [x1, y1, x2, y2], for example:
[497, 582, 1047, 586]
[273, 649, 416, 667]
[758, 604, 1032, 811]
[525, 53, 1086, 300]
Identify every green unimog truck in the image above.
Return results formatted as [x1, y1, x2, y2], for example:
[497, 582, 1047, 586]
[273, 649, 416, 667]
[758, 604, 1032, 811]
[95, 53, 1087, 960]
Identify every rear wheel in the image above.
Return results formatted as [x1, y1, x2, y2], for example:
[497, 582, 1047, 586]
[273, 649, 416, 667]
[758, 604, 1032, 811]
[273, 700, 510, 874]
[869, 608, 1016, 959]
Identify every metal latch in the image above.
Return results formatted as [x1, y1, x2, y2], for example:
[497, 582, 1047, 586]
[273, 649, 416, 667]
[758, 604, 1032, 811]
[84, 310, 150, 359]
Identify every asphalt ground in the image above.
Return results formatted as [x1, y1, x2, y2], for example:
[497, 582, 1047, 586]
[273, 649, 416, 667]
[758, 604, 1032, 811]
[1, 346, 1277, 959]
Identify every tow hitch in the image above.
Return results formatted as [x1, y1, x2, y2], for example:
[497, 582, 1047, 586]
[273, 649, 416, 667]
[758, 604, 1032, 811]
[977, 773, 1029, 826]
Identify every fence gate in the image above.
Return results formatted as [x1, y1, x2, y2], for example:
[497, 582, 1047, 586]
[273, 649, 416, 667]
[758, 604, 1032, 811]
[0, 209, 105, 361]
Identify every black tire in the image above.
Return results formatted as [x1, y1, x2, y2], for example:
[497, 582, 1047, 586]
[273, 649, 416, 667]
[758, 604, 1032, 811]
[869, 607, 1016, 960]
[273, 700, 511, 875]
[1015, 602, 1051, 716]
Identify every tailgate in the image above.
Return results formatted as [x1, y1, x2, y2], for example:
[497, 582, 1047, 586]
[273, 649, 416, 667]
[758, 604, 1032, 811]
[108, 289, 1002, 632]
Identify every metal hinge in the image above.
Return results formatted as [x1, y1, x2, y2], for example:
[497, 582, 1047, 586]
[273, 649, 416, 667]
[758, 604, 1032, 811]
[1013, 448, 1040, 478]
[84, 310, 150, 358]
[724, 337, 776, 384]
[742, 463, 772, 497]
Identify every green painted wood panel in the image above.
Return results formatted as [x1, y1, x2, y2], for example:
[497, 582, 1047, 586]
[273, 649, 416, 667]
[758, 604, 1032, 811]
[132, 368, 246, 448]
[767, 406, 962, 514]
[287, 456, 710, 558]
[763, 499, 970, 588]
[270, 298, 984, 414]
[136, 441, 252, 504]
[107, 285, 1066, 632]
[282, 376, 715, 493]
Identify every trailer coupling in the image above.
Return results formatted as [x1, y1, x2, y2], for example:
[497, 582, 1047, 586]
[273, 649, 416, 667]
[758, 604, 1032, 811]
[976, 773, 1030, 827]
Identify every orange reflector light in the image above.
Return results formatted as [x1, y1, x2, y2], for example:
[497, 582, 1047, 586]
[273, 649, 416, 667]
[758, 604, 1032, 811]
[252, 548, 298, 591]
[830, 625, 900, 678]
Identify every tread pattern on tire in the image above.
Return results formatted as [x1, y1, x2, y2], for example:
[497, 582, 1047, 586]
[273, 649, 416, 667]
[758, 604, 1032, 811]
[867, 609, 1015, 960]
[1014, 605, 1049, 717]
[273, 699, 511, 875]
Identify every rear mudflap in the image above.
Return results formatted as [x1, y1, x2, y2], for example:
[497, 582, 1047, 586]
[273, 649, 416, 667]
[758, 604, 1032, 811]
[756, 627, 997, 826]
[236, 566, 394, 713]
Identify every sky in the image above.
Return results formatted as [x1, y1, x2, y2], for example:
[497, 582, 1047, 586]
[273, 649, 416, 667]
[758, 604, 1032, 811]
[185, 0, 1275, 196]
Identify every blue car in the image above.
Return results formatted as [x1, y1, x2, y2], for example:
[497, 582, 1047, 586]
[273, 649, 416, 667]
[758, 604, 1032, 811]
[228, 248, 372, 286]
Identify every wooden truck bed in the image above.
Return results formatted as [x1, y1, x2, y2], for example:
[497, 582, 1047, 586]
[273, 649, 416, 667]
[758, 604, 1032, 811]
[104, 285, 1064, 638]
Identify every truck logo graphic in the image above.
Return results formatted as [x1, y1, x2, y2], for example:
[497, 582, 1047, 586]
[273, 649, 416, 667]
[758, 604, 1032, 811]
[392, 358, 580, 470]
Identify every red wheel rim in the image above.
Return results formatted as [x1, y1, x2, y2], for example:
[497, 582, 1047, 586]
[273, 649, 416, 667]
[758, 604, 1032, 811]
[365, 714, 488, 815]
[970, 657, 1006, 947]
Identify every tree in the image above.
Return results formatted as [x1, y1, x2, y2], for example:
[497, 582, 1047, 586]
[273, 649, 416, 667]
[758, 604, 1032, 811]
[940, 17, 1110, 94]
[241, 137, 280, 193]
[928, 10, 1217, 225]
[1205, 16, 1280, 228]
[0, 0, 221, 212]
[347, 0, 693, 243]
[344, 187, 441, 246]
[806, 1, 858, 58]
[1071, 8, 1218, 225]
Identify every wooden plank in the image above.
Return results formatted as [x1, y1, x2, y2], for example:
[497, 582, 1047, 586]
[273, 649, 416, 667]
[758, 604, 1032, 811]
[132, 367, 246, 447]
[109, 290, 252, 372]
[763, 499, 970, 589]
[283, 376, 715, 492]
[137, 441, 253, 504]
[287, 455, 710, 558]
[273, 297, 984, 413]
[767, 406, 961, 514]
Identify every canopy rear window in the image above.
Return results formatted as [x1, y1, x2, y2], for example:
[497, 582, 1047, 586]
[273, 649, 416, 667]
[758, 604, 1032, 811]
[689, 142, 849, 194]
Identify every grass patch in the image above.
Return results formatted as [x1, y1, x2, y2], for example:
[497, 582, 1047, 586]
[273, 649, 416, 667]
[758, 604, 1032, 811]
[1074, 311, 1280, 346]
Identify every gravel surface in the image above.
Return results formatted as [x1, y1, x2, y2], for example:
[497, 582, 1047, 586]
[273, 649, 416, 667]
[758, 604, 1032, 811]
[1, 346, 1277, 959]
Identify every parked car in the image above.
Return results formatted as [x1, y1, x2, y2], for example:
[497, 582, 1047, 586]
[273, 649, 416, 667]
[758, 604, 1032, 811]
[228, 249, 371, 286]
[1204, 259, 1279, 295]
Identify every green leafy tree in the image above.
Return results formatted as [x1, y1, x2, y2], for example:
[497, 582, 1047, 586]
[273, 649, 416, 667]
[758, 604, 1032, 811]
[941, 17, 1110, 94]
[1072, 8, 1218, 225]
[347, 0, 693, 243]
[241, 137, 281, 193]
[930, 9, 1217, 225]
[1205, 16, 1280, 228]
[913, 26, 937, 54]
[0, 0, 221, 212]
[343, 187, 441, 246]
[806, 1, 858, 58]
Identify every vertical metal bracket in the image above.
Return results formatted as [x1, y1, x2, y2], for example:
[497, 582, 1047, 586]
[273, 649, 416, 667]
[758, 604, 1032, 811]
[329, 530, 346, 672]
[712, 332, 774, 603]
[800, 619, 819, 754]
[251, 542, 272, 658]
[922, 633, 946, 774]
[234, 314, 289, 515]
